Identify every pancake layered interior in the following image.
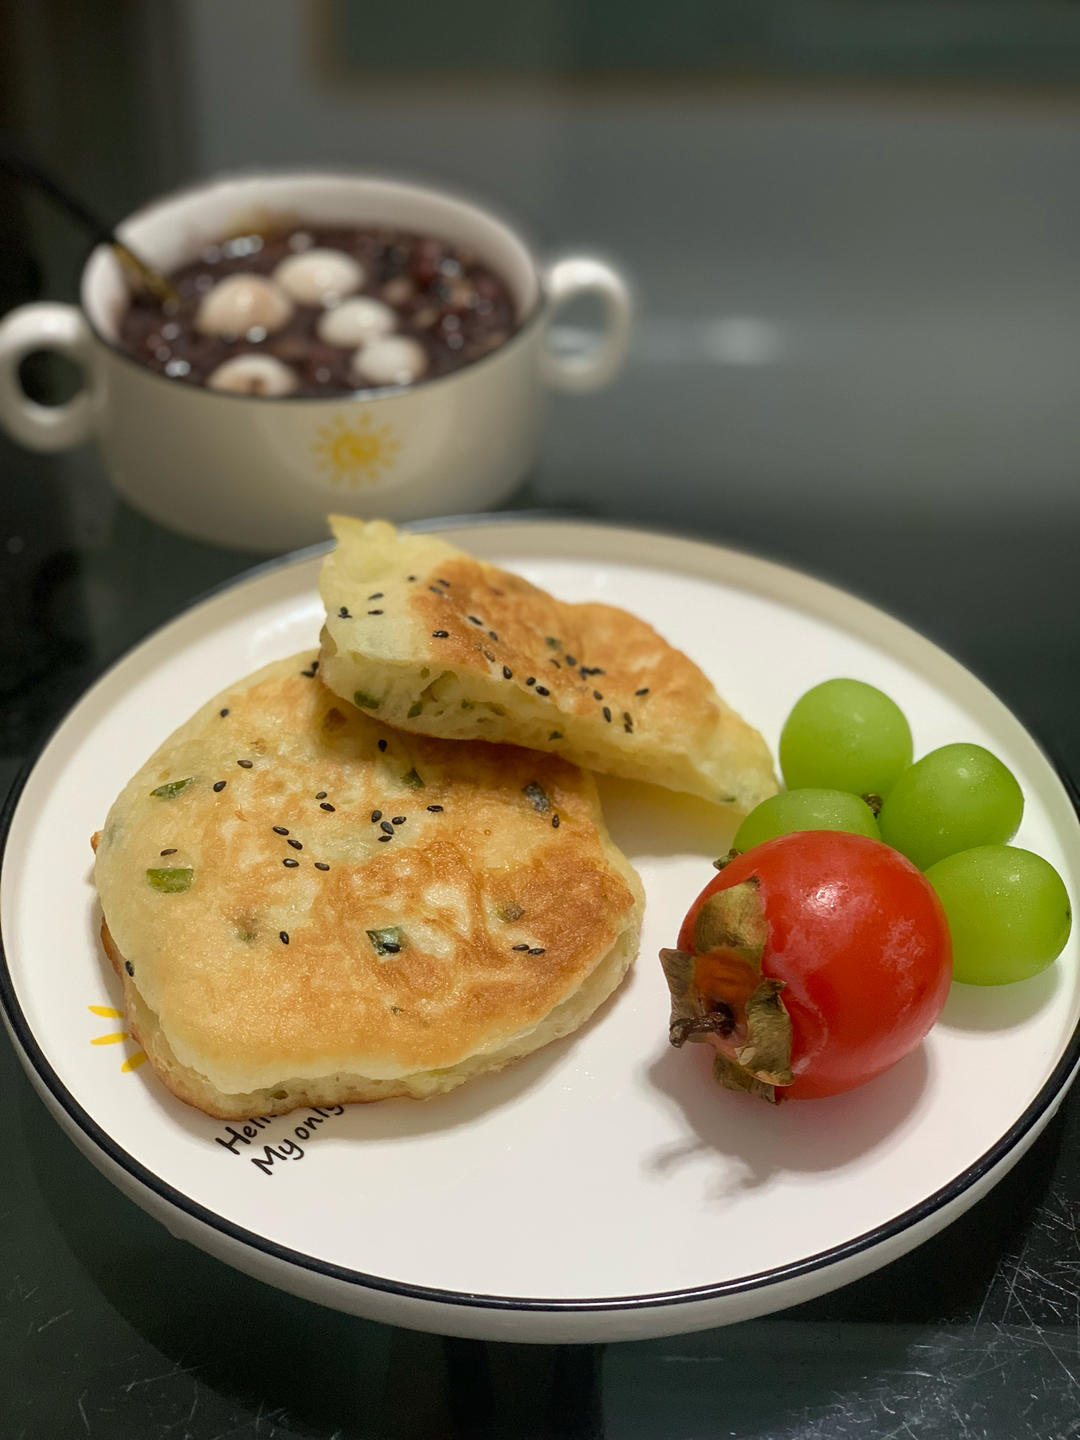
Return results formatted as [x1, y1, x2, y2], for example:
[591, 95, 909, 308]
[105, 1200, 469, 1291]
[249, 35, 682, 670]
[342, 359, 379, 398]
[318, 516, 777, 812]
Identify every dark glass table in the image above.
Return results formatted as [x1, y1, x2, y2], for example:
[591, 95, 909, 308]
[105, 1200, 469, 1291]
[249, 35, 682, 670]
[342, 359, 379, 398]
[2, 422, 1078, 1439]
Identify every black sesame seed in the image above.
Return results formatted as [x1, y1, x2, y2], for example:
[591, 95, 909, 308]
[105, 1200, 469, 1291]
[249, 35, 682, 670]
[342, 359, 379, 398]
[593, 690, 603, 701]
[512, 943, 530, 951]
[300, 667, 316, 677]
[437, 577, 451, 586]
[565, 654, 577, 667]
[320, 802, 336, 812]
[368, 592, 384, 600]
[316, 791, 327, 800]
[502, 665, 513, 679]
[635, 687, 650, 696]
[339, 606, 351, 618]
[288, 838, 302, 850]
[368, 609, 384, 616]
[381, 942, 401, 954]
[526, 676, 536, 686]
[371, 809, 383, 822]
[552, 814, 560, 828]
[428, 586, 444, 596]
[407, 574, 417, 581]
[377, 739, 388, 752]
[603, 706, 612, 723]
[279, 930, 289, 945]
[273, 826, 289, 836]
[468, 615, 483, 625]
[380, 820, 394, 835]
[550, 658, 560, 667]
[312, 660, 319, 672]
[125, 960, 134, 976]
[314, 861, 330, 871]
[213, 780, 227, 792]
[283, 857, 299, 868]
[219, 708, 229, 717]
[237, 759, 253, 768]
[159, 848, 177, 856]
[392, 816, 406, 826]
[378, 834, 392, 842]
[489, 630, 498, 641]
[427, 804, 444, 812]
[535, 685, 550, 696]
[623, 711, 633, 727]
[432, 630, 449, 638]
[529, 947, 546, 955]
[624, 721, 633, 733]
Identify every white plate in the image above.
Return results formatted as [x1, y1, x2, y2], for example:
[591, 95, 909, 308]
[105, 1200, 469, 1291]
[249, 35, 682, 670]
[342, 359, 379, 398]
[2, 519, 1078, 1344]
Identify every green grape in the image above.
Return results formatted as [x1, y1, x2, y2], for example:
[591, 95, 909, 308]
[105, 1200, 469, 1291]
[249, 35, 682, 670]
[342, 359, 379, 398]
[926, 846, 1071, 985]
[878, 742, 1023, 870]
[733, 788, 881, 852]
[779, 679, 912, 798]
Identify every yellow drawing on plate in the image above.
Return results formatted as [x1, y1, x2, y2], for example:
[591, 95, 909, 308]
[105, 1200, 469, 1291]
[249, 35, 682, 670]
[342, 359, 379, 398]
[312, 413, 400, 486]
[88, 1004, 147, 1072]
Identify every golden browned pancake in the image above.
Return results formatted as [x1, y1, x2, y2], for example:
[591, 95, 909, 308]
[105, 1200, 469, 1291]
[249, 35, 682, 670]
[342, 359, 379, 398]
[92, 656, 643, 1119]
[318, 517, 777, 811]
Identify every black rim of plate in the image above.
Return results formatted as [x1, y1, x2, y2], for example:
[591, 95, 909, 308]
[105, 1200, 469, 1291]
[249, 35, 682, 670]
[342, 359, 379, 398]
[1, 513, 1078, 1317]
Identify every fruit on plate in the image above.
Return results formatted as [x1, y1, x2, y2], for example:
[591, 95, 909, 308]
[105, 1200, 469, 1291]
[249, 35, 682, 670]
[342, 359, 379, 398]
[878, 742, 1024, 871]
[660, 831, 953, 1101]
[779, 678, 912, 800]
[732, 787, 881, 852]
[926, 845, 1071, 986]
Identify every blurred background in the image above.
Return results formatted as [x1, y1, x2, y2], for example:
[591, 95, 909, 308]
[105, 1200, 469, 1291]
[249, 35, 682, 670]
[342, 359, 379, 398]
[7, 0, 1080, 516]
[4, 7, 1080, 1437]
[5, 0, 1079, 787]
[5, 0, 1078, 855]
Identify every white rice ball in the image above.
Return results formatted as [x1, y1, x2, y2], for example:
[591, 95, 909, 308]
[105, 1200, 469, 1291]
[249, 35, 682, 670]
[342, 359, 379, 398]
[350, 336, 428, 388]
[195, 274, 293, 337]
[206, 354, 299, 397]
[273, 248, 364, 307]
[317, 297, 397, 348]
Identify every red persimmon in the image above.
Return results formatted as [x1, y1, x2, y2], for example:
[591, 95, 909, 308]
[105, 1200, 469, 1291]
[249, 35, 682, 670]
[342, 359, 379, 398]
[661, 831, 952, 1100]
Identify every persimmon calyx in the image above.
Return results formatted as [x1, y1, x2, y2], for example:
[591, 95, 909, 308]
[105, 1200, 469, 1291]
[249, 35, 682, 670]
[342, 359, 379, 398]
[660, 879, 795, 1100]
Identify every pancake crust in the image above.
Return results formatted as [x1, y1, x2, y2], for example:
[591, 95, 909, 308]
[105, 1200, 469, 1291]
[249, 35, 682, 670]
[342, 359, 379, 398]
[93, 656, 643, 1119]
[318, 516, 777, 811]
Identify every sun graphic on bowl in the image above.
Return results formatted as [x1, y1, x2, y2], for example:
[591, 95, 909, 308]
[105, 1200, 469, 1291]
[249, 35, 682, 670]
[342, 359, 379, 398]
[312, 413, 401, 487]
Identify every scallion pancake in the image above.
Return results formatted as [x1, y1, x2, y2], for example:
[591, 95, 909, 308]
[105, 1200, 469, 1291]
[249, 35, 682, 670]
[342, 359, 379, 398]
[93, 655, 643, 1119]
[318, 516, 777, 811]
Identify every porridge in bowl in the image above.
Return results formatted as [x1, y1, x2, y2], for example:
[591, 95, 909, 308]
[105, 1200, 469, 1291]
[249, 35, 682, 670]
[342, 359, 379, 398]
[117, 224, 520, 397]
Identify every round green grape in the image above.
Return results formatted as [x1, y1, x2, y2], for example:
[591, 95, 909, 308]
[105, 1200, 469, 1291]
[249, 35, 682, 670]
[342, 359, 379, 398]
[878, 742, 1023, 870]
[733, 788, 881, 852]
[779, 679, 913, 798]
[926, 846, 1071, 985]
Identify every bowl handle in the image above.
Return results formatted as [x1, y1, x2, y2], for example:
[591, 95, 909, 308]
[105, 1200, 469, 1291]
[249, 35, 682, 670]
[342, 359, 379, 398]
[542, 256, 632, 394]
[0, 302, 96, 451]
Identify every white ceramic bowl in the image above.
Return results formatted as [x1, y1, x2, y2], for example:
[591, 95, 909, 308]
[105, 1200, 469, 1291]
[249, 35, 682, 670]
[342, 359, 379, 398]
[0, 172, 632, 551]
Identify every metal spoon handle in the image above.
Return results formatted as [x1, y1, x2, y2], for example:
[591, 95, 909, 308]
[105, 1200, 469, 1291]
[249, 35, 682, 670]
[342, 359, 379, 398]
[0, 135, 177, 305]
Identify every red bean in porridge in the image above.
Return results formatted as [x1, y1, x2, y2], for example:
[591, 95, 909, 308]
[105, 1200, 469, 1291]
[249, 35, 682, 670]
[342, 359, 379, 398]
[116, 225, 520, 397]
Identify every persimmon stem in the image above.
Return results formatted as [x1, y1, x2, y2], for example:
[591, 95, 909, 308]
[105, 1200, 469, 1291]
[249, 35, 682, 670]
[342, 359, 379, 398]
[669, 1007, 735, 1048]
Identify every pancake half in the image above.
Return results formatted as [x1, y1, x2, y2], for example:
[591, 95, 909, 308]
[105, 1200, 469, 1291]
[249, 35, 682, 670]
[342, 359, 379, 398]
[93, 655, 643, 1119]
[318, 516, 777, 811]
